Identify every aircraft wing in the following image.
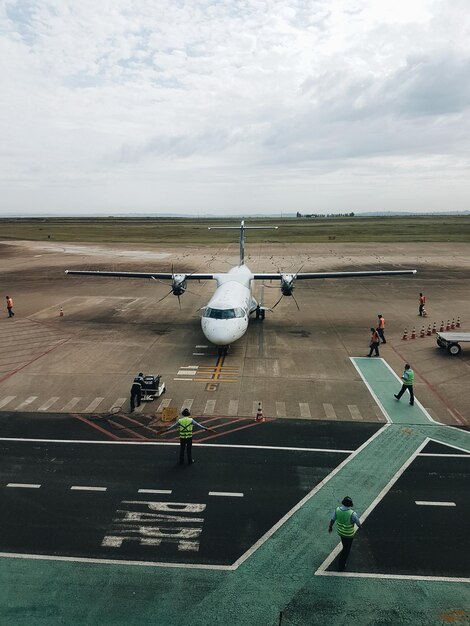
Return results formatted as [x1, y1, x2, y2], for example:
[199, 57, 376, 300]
[253, 269, 417, 280]
[64, 270, 214, 280]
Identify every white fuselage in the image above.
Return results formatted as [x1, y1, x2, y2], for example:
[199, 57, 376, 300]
[201, 265, 255, 346]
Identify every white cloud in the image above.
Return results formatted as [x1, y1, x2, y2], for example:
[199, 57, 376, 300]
[0, 0, 470, 214]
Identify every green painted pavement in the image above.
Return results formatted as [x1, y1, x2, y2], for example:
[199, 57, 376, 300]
[1, 360, 468, 625]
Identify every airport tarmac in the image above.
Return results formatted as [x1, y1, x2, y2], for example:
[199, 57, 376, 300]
[0, 238, 469, 625]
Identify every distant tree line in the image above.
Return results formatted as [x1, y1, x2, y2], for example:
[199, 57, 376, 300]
[296, 212, 355, 218]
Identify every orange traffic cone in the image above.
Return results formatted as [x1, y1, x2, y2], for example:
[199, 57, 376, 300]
[432, 322, 437, 334]
[439, 321, 444, 332]
[446, 320, 451, 331]
[426, 324, 432, 336]
[402, 328, 408, 341]
[59, 307, 64, 317]
[411, 327, 416, 339]
[456, 317, 461, 328]
[419, 326, 425, 338]
[451, 318, 455, 329]
[255, 402, 264, 422]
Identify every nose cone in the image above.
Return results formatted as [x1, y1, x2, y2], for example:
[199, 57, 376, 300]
[201, 319, 247, 346]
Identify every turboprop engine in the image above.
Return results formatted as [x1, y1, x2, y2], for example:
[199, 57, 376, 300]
[280, 274, 296, 296]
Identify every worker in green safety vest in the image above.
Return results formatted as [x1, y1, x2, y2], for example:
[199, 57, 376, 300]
[394, 363, 415, 406]
[158, 408, 216, 465]
[329, 496, 362, 571]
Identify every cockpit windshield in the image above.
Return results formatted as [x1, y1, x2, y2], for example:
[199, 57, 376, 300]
[203, 307, 245, 319]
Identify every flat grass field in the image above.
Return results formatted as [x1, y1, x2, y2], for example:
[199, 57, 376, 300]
[0, 216, 469, 243]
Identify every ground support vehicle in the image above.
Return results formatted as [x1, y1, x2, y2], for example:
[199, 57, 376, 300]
[436, 332, 470, 356]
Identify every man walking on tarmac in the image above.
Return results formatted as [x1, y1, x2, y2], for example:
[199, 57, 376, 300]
[377, 314, 386, 344]
[419, 293, 426, 316]
[329, 496, 362, 571]
[158, 408, 216, 465]
[367, 327, 380, 357]
[6, 296, 14, 318]
[394, 363, 415, 406]
[130, 373, 144, 412]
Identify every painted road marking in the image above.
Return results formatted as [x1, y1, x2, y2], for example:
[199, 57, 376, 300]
[208, 492, 244, 497]
[61, 397, 81, 411]
[299, 403, 311, 418]
[84, 397, 104, 413]
[177, 370, 196, 376]
[276, 402, 286, 417]
[138, 489, 172, 495]
[7, 483, 41, 489]
[157, 398, 171, 413]
[71, 486, 107, 491]
[348, 405, 363, 421]
[323, 403, 337, 420]
[15, 396, 38, 410]
[182, 399, 194, 412]
[204, 400, 216, 415]
[420, 453, 470, 458]
[0, 396, 16, 409]
[415, 501, 456, 507]
[228, 400, 239, 416]
[134, 404, 145, 414]
[110, 398, 127, 410]
[180, 366, 198, 369]
[38, 397, 60, 412]
[192, 353, 205, 356]
[195, 345, 208, 348]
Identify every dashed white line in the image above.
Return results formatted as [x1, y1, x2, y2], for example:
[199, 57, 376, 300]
[38, 397, 60, 412]
[138, 489, 172, 494]
[323, 403, 337, 420]
[70, 486, 107, 492]
[209, 492, 244, 497]
[15, 396, 38, 410]
[156, 398, 171, 413]
[182, 399, 194, 412]
[348, 404, 363, 421]
[204, 400, 216, 415]
[84, 397, 104, 413]
[7, 483, 41, 489]
[177, 370, 196, 376]
[61, 397, 81, 411]
[415, 501, 456, 507]
[228, 399, 239, 416]
[0, 396, 16, 409]
[299, 403, 311, 418]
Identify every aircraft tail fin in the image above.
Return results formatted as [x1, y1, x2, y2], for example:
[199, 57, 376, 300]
[208, 221, 278, 265]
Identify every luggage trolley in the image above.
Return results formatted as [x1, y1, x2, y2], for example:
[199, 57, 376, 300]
[141, 375, 166, 401]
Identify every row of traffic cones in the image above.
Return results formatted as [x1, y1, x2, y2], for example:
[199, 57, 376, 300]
[402, 317, 461, 340]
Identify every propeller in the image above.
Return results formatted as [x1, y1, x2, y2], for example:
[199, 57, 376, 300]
[269, 263, 304, 310]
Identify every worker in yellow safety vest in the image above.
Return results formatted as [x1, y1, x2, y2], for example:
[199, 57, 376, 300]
[158, 408, 216, 465]
[329, 496, 362, 571]
[394, 363, 415, 406]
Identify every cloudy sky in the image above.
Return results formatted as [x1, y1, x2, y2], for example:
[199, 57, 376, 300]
[1, 0, 470, 215]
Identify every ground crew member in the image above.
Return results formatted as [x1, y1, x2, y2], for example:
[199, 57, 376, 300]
[6, 295, 14, 318]
[367, 327, 380, 357]
[377, 314, 386, 344]
[394, 363, 415, 406]
[418, 293, 426, 316]
[130, 372, 144, 412]
[329, 496, 362, 571]
[158, 408, 216, 465]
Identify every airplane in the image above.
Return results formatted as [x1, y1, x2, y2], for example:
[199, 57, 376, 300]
[65, 221, 416, 348]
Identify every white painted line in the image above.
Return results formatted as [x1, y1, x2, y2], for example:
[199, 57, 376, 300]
[0, 396, 16, 409]
[420, 453, 469, 458]
[7, 483, 41, 489]
[228, 399, 239, 416]
[315, 437, 429, 576]
[193, 353, 206, 355]
[195, 345, 208, 348]
[204, 400, 216, 415]
[415, 501, 456, 507]
[0, 551, 232, 571]
[209, 492, 244, 497]
[174, 378, 196, 381]
[15, 396, 38, 410]
[138, 489, 172, 494]
[0, 436, 355, 453]
[182, 399, 194, 412]
[323, 403, 337, 420]
[426, 437, 470, 454]
[276, 402, 286, 418]
[177, 370, 196, 376]
[349, 358, 391, 423]
[110, 398, 126, 410]
[318, 570, 470, 584]
[348, 405, 363, 421]
[156, 398, 171, 412]
[299, 403, 311, 418]
[38, 397, 60, 412]
[84, 397, 104, 413]
[71, 486, 107, 491]
[180, 366, 198, 369]
[61, 397, 81, 411]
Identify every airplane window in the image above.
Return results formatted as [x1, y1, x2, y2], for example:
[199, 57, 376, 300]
[203, 308, 237, 319]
